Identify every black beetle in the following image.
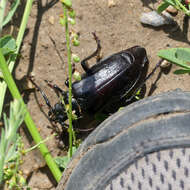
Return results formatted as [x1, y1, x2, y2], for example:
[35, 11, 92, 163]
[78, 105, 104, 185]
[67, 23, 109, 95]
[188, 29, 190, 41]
[29, 33, 161, 128]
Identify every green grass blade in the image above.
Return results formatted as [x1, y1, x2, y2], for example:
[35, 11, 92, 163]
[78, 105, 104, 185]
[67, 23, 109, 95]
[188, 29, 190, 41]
[157, 2, 170, 13]
[3, 0, 20, 27]
[0, 0, 62, 183]
[0, 0, 7, 35]
[163, 0, 176, 6]
[0, 0, 33, 118]
[0, 49, 62, 182]
[0, 129, 5, 184]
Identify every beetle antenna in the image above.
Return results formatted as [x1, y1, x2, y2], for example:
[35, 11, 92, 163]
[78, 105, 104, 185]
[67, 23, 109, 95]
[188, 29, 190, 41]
[143, 59, 163, 82]
[126, 59, 163, 103]
[28, 77, 54, 110]
[44, 80, 68, 100]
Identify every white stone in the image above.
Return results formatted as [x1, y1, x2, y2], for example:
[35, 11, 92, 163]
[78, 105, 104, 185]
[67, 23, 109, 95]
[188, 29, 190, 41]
[140, 11, 174, 27]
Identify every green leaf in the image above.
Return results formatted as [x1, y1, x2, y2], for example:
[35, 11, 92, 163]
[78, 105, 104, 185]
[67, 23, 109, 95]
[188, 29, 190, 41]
[68, 10, 76, 18]
[0, 36, 16, 56]
[54, 146, 77, 170]
[5, 142, 17, 162]
[59, 17, 65, 26]
[55, 156, 70, 170]
[0, 99, 25, 184]
[158, 48, 190, 69]
[3, 0, 20, 27]
[173, 69, 190, 74]
[157, 2, 170, 13]
[175, 49, 190, 63]
[61, 0, 72, 8]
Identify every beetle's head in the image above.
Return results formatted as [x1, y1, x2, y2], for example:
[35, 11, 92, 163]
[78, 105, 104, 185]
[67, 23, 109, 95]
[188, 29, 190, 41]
[48, 94, 81, 127]
[48, 102, 68, 126]
[127, 46, 149, 67]
[28, 77, 81, 127]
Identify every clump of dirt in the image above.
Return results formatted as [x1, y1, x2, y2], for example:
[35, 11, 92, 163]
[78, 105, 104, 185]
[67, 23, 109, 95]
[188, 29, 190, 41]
[10, 0, 190, 189]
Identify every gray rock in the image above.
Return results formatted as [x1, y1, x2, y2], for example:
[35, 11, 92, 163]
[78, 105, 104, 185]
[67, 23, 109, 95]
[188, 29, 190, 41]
[140, 10, 175, 27]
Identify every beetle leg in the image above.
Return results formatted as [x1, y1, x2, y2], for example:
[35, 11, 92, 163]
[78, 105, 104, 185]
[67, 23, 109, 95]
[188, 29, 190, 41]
[93, 32, 102, 62]
[81, 32, 102, 74]
[120, 70, 143, 99]
[44, 80, 68, 100]
[126, 59, 163, 103]
[28, 77, 54, 111]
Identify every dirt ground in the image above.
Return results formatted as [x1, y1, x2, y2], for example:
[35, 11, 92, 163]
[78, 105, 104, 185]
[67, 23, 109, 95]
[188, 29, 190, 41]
[8, 0, 190, 189]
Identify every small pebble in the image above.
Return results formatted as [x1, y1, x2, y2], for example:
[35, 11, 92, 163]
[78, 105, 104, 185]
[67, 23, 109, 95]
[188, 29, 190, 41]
[21, 75, 35, 91]
[108, 0, 117, 8]
[140, 11, 175, 27]
[160, 59, 171, 68]
[23, 169, 31, 176]
[48, 15, 55, 25]
[166, 5, 178, 15]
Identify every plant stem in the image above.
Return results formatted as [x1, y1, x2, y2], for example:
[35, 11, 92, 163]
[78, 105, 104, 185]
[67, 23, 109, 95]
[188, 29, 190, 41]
[0, 130, 5, 184]
[63, 5, 73, 158]
[25, 134, 55, 153]
[0, 0, 7, 35]
[0, 50, 62, 182]
[175, 0, 190, 16]
[0, 0, 34, 117]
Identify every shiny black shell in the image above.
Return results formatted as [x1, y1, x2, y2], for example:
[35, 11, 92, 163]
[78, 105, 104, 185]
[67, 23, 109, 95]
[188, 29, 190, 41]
[72, 46, 148, 112]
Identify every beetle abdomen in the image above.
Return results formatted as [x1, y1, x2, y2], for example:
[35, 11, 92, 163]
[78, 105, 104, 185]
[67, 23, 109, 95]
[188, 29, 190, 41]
[72, 50, 143, 112]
